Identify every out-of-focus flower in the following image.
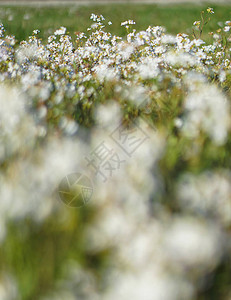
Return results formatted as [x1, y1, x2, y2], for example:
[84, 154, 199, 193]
[54, 27, 66, 35]
[207, 7, 214, 14]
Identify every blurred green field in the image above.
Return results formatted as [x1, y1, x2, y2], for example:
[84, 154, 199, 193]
[1, 3, 231, 41]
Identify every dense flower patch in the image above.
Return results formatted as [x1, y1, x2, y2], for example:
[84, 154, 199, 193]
[0, 9, 231, 299]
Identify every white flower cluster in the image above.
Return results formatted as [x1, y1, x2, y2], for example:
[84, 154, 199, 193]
[182, 80, 230, 145]
[0, 12, 230, 299]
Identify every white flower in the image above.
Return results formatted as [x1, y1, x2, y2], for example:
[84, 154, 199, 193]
[94, 101, 121, 130]
[137, 57, 160, 79]
[182, 83, 230, 145]
[164, 217, 222, 269]
[54, 26, 66, 35]
[0, 85, 37, 162]
[121, 20, 136, 26]
[33, 29, 40, 35]
[177, 170, 231, 225]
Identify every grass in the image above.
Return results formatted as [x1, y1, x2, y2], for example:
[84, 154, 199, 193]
[1, 3, 231, 42]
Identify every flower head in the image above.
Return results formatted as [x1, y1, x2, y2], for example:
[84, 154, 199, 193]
[207, 7, 214, 14]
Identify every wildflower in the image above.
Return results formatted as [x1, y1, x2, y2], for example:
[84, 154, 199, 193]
[90, 13, 97, 21]
[207, 7, 214, 14]
[182, 83, 230, 145]
[33, 29, 40, 35]
[54, 26, 66, 35]
[193, 21, 201, 27]
[121, 20, 136, 27]
[0, 24, 5, 37]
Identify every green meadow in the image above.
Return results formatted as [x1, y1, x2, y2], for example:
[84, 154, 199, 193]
[1, 3, 231, 41]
